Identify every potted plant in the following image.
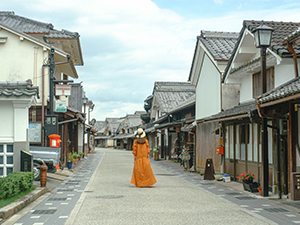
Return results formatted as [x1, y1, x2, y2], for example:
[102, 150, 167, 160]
[73, 153, 79, 164]
[67, 153, 73, 169]
[153, 149, 159, 161]
[237, 172, 259, 192]
[79, 152, 84, 159]
[181, 151, 190, 161]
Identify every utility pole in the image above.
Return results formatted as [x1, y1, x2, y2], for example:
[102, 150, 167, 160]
[49, 47, 55, 115]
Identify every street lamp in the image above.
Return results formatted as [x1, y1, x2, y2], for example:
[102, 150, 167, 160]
[253, 24, 274, 197]
[82, 97, 88, 158]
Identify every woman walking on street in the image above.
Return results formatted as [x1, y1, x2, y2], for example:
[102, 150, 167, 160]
[131, 128, 157, 187]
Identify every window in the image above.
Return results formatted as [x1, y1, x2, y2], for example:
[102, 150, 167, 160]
[253, 123, 258, 162]
[0, 144, 14, 177]
[235, 125, 240, 159]
[229, 125, 234, 159]
[247, 124, 253, 161]
[259, 124, 262, 162]
[253, 67, 274, 98]
[240, 125, 246, 160]
[225, 127, 229, 158]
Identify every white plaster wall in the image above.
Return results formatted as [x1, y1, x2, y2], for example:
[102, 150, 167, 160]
[13, 101, 29, 141]
[239, 75, 253, 103]
[196, 56, 221, 120]
[0, 29, 58, 106]
[274, 60, 295, 87]
[0, 101, 14, 140]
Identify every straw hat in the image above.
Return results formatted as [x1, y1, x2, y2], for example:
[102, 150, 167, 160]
[134, 128, 146, 138]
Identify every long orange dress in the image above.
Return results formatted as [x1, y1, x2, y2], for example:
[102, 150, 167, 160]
[131, 139, 157, 187]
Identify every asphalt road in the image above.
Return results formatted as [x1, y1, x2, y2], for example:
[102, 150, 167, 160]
[5, 148, 300, 224]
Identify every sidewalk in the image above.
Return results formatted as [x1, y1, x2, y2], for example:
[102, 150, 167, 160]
[0, 157, 87, 222]
[155, 158, 300, 212]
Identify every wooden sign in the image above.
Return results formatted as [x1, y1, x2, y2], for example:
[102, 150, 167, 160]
[204, 159, 215, 180]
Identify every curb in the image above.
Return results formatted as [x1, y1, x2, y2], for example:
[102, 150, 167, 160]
[0, 187, 46, 220]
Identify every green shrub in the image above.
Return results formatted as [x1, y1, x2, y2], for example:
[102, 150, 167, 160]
[0, 171, 34, 200]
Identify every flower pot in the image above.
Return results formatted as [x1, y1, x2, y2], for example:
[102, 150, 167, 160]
[67, 161, 72, 170]
[257, 187, 262, 196]
[182, 155, 190, 161]
[214, 174, 223, 181]
[154, 152, 159, 161]
[242, 181, 259, 193]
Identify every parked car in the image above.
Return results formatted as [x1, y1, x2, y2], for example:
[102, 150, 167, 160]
[29, 146, 62, 181]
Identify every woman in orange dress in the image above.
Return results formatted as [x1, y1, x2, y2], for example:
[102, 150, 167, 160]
[131, 128, 157, 187]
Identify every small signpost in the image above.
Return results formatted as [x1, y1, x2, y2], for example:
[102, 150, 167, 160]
[55, 100, 67, 112]
[55, 84, 71, 96]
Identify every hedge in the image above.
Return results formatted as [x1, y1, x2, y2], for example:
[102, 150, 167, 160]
[0, 171, 34, 200]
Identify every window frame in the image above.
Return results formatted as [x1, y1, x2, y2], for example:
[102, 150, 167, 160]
[0, 143, 14, 177]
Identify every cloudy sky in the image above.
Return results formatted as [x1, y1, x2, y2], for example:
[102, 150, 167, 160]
[1, 0, 300, 121]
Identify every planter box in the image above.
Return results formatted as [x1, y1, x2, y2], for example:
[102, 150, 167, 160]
[243, 181, 259, 193]
[154, 152, 159, 161]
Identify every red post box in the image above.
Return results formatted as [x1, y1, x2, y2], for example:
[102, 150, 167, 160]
[217, 146, 224, 155]
[49, 134, 61, 147]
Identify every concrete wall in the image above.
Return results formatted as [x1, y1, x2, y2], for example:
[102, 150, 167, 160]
[222, 83, 240, 110]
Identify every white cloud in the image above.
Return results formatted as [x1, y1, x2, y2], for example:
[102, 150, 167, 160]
[2, 0, 300, 122]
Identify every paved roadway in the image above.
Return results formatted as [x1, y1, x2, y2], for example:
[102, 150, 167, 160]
[4, 148, 300, 224]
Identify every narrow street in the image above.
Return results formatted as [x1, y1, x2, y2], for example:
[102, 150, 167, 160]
[4, 148, 300, 225]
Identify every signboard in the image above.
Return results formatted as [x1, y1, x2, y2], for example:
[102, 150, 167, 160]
[28, 123, 42, 143]
[55, 100, 67, 112]
[55, 84, 71, 96]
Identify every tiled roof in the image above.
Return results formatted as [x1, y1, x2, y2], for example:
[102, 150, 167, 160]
[154, 82, 195, 113]
[222, 20, 300, 83]
[45, 29, 79, 39]
[244, 20, 300, 56]
[168, 94, 195, 114]
[199, 30, 239, 60]
[127, 115, 143, 128]
[201, 101, 256, 122]
[0, 11, 79, 38]
[94, 121, 107, 131]
[257, 76, 300, 104]
[0, 80, 39, 98]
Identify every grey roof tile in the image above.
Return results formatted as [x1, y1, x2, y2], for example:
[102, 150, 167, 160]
[94, 121, 107, 131]
[0, 11, 79, 38]
[202, 101, 256, 122]
[244, 20, 300, 56]
[0, 80, 39, 98]
[153, 82, 195, 113]
[258, 76, 300, 104]
[199, 30, 239, 60]
[222, 20, 300, 83]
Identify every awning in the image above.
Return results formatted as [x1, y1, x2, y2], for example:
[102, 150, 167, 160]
[181, 121, 196, 132]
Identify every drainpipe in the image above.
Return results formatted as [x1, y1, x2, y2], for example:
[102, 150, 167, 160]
[254, 101, 282, 199]
[285, 40, 299, 78]
[42, 64, 47, 146]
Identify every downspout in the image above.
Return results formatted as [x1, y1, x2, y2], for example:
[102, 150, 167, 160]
[285, 40, 299, 78]
[42, 64, 47, 146]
